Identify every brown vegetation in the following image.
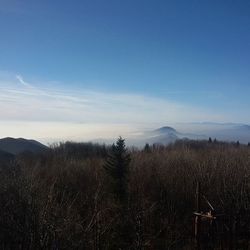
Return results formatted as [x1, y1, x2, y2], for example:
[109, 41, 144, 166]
[0, 139, 250, 249]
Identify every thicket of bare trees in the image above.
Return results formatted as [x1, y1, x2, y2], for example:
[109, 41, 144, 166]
[0, 139, 250, 249]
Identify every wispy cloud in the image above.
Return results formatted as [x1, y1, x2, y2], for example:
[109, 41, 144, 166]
[0, 85, 224, 124]
[16, 75, 34, 88]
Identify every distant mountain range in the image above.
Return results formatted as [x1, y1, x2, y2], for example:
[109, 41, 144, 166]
[174, 122, 250, 144]
[0, 123, 249, 157]
[126, 123, 250, 146]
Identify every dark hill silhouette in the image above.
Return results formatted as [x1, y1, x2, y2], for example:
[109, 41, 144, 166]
[0, 149, 15, 165]
[0, 137, 48, 155]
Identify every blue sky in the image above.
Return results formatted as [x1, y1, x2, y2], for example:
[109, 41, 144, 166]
[0, 0, 249, 141]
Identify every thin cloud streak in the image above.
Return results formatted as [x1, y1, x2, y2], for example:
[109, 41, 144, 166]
[16, 75, 34, 88]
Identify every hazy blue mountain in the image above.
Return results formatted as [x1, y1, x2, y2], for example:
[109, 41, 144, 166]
[148, 123, 250, 145]
[210, 124, 250, 144]
[174, 123, 250, 144]
[0, 137, 48, 155]
[153, 126, 177, 134]
[125, 126, 178, 146]
[122, 123, 250, 146]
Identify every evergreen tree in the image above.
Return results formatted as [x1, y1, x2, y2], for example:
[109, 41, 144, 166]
[103, 136, 131, 203]
[103, 137, 132, 249]
[144, 143, 151, 153]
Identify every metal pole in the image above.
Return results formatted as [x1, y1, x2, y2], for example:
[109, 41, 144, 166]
[195, 181, 201, 249]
